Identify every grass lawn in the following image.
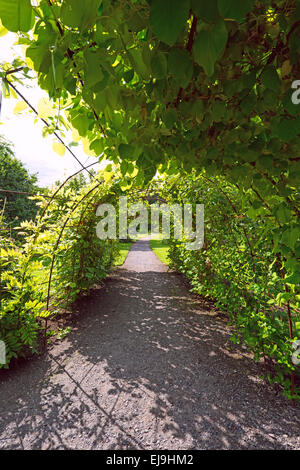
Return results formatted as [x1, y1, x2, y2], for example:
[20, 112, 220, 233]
[149, 238, 170, 266]
[113, 241, 133, 266]
[114, 236, 170, 267]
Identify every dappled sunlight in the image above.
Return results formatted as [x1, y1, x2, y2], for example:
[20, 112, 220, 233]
[0, 240, 298, 449]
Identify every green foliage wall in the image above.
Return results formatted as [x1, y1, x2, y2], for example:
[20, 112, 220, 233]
[158, 173, 299, 399]
[0, 176, 120, 367]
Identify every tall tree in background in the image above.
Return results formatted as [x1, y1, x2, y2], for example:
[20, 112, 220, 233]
[0, 136, 39, 233]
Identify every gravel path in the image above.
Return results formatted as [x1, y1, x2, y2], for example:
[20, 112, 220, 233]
[0, 238, 299, 450]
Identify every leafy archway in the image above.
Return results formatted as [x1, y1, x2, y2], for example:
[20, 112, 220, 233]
[0, 0, 299, 399]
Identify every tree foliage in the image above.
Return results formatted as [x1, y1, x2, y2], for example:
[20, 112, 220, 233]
[0, 1, 298, 183]
[0, 136, 39, 232]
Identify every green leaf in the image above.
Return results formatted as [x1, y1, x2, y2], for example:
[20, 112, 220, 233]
[275, 205, 292, 224]
[150, 0, 190, 46]
[193, 21, 228, 76]
[276, 118, 300, 142]
[84, 51, 104, 88]
[241, 148, 257, 163]
[211, 100, 226, 121]
[241, 93, 256, 115]
[257, 155, 273, 170]
[164, 109, 177, 128]
[118, 143, 135, 160]
[168, 48, 193, 88]
[105, 86, 119, 109]
[284, 272, 300, 285]
[120, 160, 129, 176]
[123, 69, 134, 83]
[129, 48, 150, 80]
[151, 52, 167, 79]
[60, 0, 101, 31]
[281, 227, 300, 250]
[242, 71, 256, 90]
[191, 100, 205, 120]
[26, 40, 52, 74]
[93, 91, 107, 114]
[70, 111, 90, 137]
[90, 138, 104, 155]
[0, 0, 34, 33]
[218, 0, 254, 22]
[120, 161, 135, 176]
[263, 89, 278, 109]
[191, 0, 220, 23]
[261, 66, 281, 93]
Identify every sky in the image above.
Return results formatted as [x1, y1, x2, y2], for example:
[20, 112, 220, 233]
[0, 32, 103, 187]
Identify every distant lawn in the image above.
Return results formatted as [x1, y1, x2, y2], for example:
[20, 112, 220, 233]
[114, 237, 170, 266]
[113, 241, 133, 266]
[149, 238, 169, 266]
[134, 232, 149, 239]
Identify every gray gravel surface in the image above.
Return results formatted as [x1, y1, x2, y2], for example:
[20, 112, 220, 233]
[0, 238, 299, 449]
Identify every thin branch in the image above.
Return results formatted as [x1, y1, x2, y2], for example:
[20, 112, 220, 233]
[4, 67, 24, 76]
[0, 189, 51, 198]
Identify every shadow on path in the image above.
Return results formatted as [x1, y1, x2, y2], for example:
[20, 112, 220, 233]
[0, 240, 299, 449]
